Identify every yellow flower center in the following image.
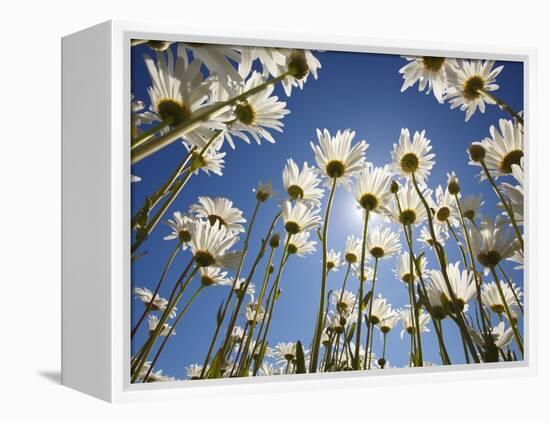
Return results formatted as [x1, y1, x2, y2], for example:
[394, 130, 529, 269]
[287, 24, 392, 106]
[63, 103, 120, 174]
[359, 193, 379, 211]
[422, 57, 446, 72]
[499, 150, 523, 174]
[400, 153, 419, 173]
[235, 101, 256, 125]
[157, 98, 191, 126]
[463, 76, 485, 100]
[287, 185, 305, 200]
[326, 160, 346, 178]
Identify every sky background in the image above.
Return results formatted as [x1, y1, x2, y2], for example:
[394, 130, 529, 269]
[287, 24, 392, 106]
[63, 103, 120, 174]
[130, 45, 524, 380]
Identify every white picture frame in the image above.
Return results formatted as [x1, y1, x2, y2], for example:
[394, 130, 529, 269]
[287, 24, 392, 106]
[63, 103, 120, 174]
[61, 20, 537, 403]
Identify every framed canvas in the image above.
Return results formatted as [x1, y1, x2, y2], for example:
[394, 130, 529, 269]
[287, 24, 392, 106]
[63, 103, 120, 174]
[61, 21, 537, 402]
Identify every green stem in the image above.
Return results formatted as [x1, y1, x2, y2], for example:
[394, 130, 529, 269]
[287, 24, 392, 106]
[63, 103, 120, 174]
[355, 209, 370, 370]
[447, 221, 468, 267]
[253, 235, 292, 374]
[479, 160, 524, 251]
[131, 116, 174, 149]
[411, 172, 480, 363]
[310, 177, 338, 373]
[454, 194, 491, 337]
[497, 264, 524, 314]
[478, 90, 524, 126]
[143, 285, 204, 381]
[131, 241, 181, 339]
[237, 246, 276, 375]
[364, 256, 378, 370]
[132, 265, 198, 382]
[490, 267, 524, 356]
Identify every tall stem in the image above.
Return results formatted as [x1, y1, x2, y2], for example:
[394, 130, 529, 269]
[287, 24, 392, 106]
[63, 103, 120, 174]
[143, 285, 204, 381]
[237, 246, 276, 375]
[310, 177, 338, 373]
[497, 264, 524, 314]
[354, 209, 371, 370]
[490, 267, 524, 356]
[454, 194, 491, 336]
[131, 116, 174, 149]
[132, 265, 198, 382]
[364, 255, 378, 370]
[200, 207, 276, 379]
[131, 241, 181, 338]
[478, 90, 524, 126]
[411, 172, 479, 362]
[479, 160, 524, 251]
[253, 236, 292, 374]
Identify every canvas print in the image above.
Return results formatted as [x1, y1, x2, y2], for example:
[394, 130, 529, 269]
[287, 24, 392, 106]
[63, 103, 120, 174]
[130, 39, 525, 383]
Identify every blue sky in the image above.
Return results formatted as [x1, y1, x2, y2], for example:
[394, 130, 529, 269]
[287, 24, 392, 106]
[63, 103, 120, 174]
[131, 45, 524, 379]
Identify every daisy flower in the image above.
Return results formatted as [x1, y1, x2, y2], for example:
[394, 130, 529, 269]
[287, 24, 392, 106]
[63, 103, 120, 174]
[444, 59, 503, 121]
[399, 56, 458, 102]
[390, 183, 430, 226]
[238, 46, 287, 79]
[353, 263, 375, 283]
[199, 266, 230, 287]
[143, 46, 222, 139]
[286, 231, 317, 256]
[469, 217, 516, 271]
[163, 211, 195, 247]
[391, 128, 435, 184]
[379, 313, 400, 334]
[366, 226, 401, 260]
[244, 301, 266, 325]
[367, 295, 393, 325]
[326, 249, 343, 271]
[280, 49, 322, 96]
[190, 196, 246, 234]
[481, 281, 522, 315]
[470, 119, 523, 179]
[232, 278, 256, 298]
[253, 180, 276, 203]
[185, 364, 205, 380]
[499, 161, 524, 226]
[190, 220, 242, 269]
[431, 185, 460, 229]
[508, 247, 524, 270]
[133, 287, 177, 318]
[282, 159, 324, 205]
[184, 136, 226, 176]
[213, 71, 289, 148]
[471, 322, 514, 350]
[270, 342, 297, 364]
[343, 235, 363, 264]
[394, 252, 428, 285]
[332, 290, 357, 318]
[460, 194, 484, 222]
[417, 224, 449, 248]
[353, 165, 393, 214]
[281, 200, 321, 235]
[398, 307, 431, 339]
[426, 262, 477, 316]
[180, 43, 242, 91]
[147, 315, 175, 337]
[310, 128, 368, 189]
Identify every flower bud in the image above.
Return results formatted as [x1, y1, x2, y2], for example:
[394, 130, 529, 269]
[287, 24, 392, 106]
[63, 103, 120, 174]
[390, 180, 399, 194]
[287, 50, 309, 80]
[468, 144, 486, 162]
[448, 180, 460, 195]
[269, 233, 281, 248]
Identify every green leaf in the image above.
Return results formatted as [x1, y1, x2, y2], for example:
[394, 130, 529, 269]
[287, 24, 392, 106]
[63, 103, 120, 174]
[361, 291, 372, 312]
[295, 341, 307, 374]
[345, 322, 356, 343]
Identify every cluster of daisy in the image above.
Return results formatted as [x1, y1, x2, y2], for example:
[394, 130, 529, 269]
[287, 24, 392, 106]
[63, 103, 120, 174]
[130, 45, 524, 382]
[399, 56, 523, 124]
